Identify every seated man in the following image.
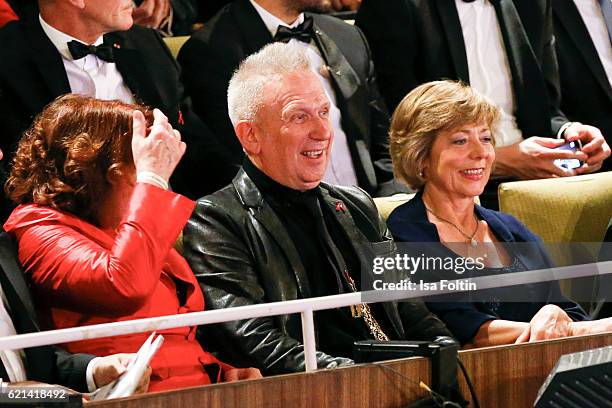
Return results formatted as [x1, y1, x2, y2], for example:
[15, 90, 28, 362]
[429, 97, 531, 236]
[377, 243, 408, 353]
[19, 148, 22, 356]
[0, 0, 236, 209]
[356, 0, 610, 209]
[183, 43, 451, 375]
[552, 0, 612, 172]
[178, 0, 400, 197]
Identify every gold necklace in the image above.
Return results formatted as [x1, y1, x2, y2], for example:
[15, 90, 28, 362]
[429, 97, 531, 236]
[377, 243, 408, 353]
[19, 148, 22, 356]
[425, 206, 480, 247]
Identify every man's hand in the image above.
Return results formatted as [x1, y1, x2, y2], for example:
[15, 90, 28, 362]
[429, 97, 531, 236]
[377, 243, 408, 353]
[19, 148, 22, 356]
[494, 137, 587, 180]
[563, 122, 611, 174]
[91, 354, 151, 395]
[133, 0, 171, 29]
[223, 367, 262, 382]
[330, 0, 362, 11]
[515, 305, 573, 343]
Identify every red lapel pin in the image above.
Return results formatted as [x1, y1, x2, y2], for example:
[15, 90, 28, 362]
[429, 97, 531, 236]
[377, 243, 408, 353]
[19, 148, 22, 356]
[178, 110, 185, 125]
[335, 201, 345, 213]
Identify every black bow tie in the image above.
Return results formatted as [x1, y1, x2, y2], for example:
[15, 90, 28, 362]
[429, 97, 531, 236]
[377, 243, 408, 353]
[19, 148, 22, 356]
[273, 16, 314, 44]
[67, 40, 115, 63]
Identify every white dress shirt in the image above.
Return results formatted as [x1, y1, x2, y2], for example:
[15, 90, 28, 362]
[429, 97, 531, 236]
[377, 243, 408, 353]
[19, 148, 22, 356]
[456, 0, 524, 147]
[250, 0, 359, 187]
[39, 15, 134, 104]
[0, 284, 26, 382]
[573, 0, 612, 89]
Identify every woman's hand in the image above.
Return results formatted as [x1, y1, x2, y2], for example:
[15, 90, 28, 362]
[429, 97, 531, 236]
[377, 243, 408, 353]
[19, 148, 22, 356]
[223, 367, 263, 382]
[515, 304, 573, 343]
[568, 317, 612, 336]
[91, 354, 151, 394]
[132, 109, 186, 183]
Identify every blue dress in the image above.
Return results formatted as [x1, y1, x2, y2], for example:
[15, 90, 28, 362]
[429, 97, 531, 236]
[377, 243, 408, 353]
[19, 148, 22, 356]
[387, 191, 589, 344]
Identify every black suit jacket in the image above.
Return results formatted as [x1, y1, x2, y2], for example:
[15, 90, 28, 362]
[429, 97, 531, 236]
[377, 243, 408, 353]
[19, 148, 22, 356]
[178, 0, 394, 196]
[0, 19, 237, 203]
[182, 170, 451, 375]
[552, 0, 612, 172]
[0, 232, 93, 391]
[356, 0, 568, 138]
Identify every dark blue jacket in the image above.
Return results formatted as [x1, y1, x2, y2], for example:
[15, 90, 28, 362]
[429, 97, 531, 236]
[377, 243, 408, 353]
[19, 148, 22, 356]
[387, 192, 589, 344]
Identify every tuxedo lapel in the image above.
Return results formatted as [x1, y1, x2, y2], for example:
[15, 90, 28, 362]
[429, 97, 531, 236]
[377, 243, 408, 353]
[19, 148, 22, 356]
[491, 0, 550, 129]
[233, 0, 274, 55]
[24, 19, 70, 98]
[107, 33, 162, 108]
[311, 20, 375, 186]
[311, 22, 360, 101]
[553, 1, 612, 101]
[434, 0, 470, 82]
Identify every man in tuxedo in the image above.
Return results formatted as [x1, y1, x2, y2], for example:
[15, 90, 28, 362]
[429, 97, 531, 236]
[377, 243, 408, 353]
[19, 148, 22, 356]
[356, 0, 610, 207]
[0, 224, 148, 391]
[0, 0, 236, 210]
[178, 0, 399, 197]
[552, 0, 612, 172]
[8, 0, 198, 35]
[183, 43, 451, 375]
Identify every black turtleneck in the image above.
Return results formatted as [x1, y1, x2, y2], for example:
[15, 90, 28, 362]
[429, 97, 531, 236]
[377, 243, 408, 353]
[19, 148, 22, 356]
[243, 159, 374, 357]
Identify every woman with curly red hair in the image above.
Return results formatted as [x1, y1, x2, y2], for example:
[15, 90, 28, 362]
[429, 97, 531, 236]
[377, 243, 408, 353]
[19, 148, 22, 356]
[4, 94, 261, 392]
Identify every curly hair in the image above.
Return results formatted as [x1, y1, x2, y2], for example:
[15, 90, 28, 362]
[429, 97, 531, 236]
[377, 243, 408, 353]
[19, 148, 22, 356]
[389, 80, 501, 190]
[6, 94, 153, 221]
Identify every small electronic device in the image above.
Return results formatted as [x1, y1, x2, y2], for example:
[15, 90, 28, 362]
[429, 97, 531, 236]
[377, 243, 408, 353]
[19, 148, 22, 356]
[553, 140, 583, 171]
[354, 339, 464, 404]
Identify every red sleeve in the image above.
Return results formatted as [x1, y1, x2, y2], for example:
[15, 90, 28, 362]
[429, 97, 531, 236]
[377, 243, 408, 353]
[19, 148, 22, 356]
[15, 183, 195, 315]
[0, 0, 18, 28]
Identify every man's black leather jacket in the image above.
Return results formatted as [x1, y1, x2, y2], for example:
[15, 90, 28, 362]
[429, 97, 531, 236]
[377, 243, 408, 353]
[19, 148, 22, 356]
[183, 170, 451, 375]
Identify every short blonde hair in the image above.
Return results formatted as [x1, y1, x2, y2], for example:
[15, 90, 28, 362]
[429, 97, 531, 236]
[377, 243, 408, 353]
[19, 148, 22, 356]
[389, 80, 501, 190]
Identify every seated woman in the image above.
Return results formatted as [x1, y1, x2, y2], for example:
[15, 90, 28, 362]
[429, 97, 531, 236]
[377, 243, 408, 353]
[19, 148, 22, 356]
[387, 81, 612, 347]
[3, 95, 261, 392]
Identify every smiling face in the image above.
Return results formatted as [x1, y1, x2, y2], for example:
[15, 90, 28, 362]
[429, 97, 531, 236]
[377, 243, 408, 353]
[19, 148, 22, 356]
[250, 70, 332, 191]
[424, 123, 495, 199]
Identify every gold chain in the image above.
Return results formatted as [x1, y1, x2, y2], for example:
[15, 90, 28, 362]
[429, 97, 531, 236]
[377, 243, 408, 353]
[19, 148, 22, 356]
[344, 270, 389, 341]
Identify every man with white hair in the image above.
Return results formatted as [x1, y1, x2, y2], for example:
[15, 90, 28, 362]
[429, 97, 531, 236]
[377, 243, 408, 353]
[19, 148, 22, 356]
[178, 0, 400, 197]
[183, 43, 451, 375]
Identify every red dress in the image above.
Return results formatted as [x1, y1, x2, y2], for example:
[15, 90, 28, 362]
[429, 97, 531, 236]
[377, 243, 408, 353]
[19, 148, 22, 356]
[0, 0, 17, 28]
[4, 183, 231, 392]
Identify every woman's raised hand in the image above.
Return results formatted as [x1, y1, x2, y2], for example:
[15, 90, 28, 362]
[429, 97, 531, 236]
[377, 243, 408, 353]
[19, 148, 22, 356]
[132, 109, 186, 183]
